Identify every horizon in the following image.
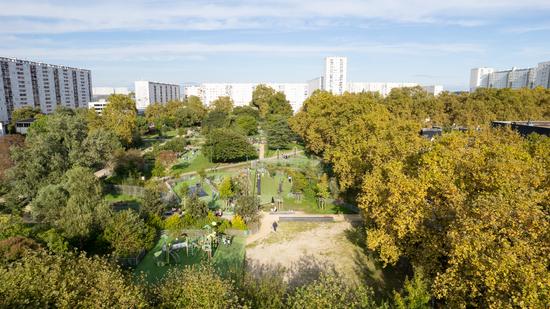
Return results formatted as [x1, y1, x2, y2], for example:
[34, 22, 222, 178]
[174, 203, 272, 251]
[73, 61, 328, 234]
[1, 0, 550, 91]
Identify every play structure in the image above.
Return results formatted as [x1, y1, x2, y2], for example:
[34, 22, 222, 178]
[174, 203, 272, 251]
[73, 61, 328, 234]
[153, 224, 233, 267]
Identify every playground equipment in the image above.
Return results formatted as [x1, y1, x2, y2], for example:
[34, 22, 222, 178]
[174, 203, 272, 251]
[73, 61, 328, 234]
[153, 224, 234, 266]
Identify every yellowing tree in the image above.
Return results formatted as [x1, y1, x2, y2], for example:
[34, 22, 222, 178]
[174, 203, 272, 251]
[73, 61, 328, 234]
[102, 94, 138, 146]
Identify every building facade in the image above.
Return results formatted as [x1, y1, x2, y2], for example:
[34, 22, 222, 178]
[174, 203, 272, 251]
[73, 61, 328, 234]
[134, 81, 180, 111]
[88, 99, 109, 115]
[323, 56, 347, 95]
[470, 61, 550, 91]
[0, 57, 92, 125]
[184, 83, 308, 112]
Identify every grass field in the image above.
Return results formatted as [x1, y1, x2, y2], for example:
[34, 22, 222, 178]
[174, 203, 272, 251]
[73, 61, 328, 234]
[171, 151, 217, 175]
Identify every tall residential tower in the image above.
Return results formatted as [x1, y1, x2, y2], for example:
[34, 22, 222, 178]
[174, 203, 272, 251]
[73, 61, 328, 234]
[323, 56, 348, 95]
[134, 81, 180, 111]
[0, 57, 92, 125]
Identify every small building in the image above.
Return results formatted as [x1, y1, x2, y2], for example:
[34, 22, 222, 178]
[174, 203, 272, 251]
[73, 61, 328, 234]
[420, 127, 443, 140]
[15, 118, 37, 135]
[88, 99, 109, 115]
[492, 121, 550, 137]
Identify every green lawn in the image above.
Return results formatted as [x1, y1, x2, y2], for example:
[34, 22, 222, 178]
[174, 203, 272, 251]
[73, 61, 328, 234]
[104, 193, 141, 211]
[265, 143, 304, 158]
[171, 151, 217, 175]
[213, 235, 246, 279]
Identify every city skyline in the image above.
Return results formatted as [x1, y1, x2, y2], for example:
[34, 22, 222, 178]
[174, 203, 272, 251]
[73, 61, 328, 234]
[1, 0, 549, 91]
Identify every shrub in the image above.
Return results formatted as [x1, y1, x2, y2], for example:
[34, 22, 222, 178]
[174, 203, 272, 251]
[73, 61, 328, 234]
[231, 215, 247, 230]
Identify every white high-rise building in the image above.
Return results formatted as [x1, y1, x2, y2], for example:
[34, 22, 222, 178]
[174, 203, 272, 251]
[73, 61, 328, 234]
[0, 57, 92, 125]
[534, 61, 550, 89]
[323, 57, 347, 95]
[470, 61, 550, 91]
[183, 83, 308, 112]
[134, 81, 180, 111]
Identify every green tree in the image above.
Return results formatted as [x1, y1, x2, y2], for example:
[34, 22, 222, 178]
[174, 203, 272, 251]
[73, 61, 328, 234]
[235, 195, 260, 223]
[251, 84, 293, 118]
[218, 176, 235, 207]
[0, 251, 147, 307]
[145, 102, 168, 135]
[266, 116, 294, 150]
[211, 96, 234, 113]
[235, 115, 258, 136]
[393, 268, 431, 309]
[287, 273, 377, 309]
[202, 110, 228, 133]
[102, 94, 138, 146]
[156, 264, 237, 308]
[184, 194, 209, 220]
[203, 129, 257, 163]
[103, 209, 156, 257]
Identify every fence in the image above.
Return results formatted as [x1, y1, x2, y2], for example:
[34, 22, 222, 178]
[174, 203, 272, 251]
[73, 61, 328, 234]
[117, 249, 147, 267]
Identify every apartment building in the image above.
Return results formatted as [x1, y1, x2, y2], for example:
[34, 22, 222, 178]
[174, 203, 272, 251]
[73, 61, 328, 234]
[470, 61, 550, 91]
[323, 56, 347, 95]
[134, 81, 180, 111]
[0, 57, 92, 125]
[184, 83, 308, 112]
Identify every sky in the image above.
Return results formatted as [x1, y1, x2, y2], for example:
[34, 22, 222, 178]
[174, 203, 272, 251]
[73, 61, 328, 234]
[1, 0, 549, 91]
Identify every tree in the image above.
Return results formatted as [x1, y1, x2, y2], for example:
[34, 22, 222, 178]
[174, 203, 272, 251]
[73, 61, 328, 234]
[211, 96, 234, 113]
[235, 195, 260, 223]
[141, 187, 166, 217]
[235, 115, 258, 136]
[0, 251, 147, 307]
[316, 173, 330, 209]
[251, 84, 276, 118]
[233, 106, 260, 119]
[251, 84, 293, 118]
[156, 264, 237, 308]
[287, 273, 376, 309]
[102, 94, 138, 146]
[266, 116, 294, 150]
[360, 130, 550, 307]
[103, 209, 156, 257]
[145, 102, 168, 135]
[218, 176, 235, 207]
[393, 268, 431, 309]
[268, 91, 293, 118]
[184, 194, 209, 220]
[202, 111, 228, 133]
[0, 237, 41, 264]
[203, 129, 257, 163]
[59, 167, 111, 241]
[6, 110, 120, 207]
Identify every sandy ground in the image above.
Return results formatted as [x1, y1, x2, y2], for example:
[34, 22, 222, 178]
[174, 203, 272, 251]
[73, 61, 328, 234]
[245, 212, 373, 285]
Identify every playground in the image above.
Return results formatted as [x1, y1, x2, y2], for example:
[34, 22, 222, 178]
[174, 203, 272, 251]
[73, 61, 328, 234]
[170, 153, 356, 215]
[135, 227, 246, 283]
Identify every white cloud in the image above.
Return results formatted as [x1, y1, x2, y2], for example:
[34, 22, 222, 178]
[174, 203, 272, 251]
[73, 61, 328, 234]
[0, 0, 548, 33]
[0, 41, 484, 62]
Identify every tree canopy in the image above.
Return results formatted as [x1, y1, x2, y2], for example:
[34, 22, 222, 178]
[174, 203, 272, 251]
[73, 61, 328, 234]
[202, 129, 257, 163]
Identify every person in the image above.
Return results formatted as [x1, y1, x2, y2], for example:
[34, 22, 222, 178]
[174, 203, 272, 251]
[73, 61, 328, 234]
[272, 221, 278, 232]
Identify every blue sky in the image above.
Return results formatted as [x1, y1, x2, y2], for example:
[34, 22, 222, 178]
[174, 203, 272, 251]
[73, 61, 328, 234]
[1, 0, 549, 90]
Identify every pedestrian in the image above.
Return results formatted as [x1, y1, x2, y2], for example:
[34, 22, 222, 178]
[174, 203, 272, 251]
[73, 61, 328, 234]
[272, 221, 278, 232]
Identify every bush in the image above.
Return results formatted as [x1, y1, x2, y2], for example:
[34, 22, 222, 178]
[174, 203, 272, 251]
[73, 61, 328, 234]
[231, 215, 247, 230]
[103, 210, 156, 257]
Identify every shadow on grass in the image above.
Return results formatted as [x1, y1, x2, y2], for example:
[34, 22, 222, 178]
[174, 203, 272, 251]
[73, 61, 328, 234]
[344, 224, 411, 301]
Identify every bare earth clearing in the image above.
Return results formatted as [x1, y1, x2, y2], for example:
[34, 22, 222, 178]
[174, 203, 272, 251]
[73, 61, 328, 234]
[245, 212, 406, 294]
